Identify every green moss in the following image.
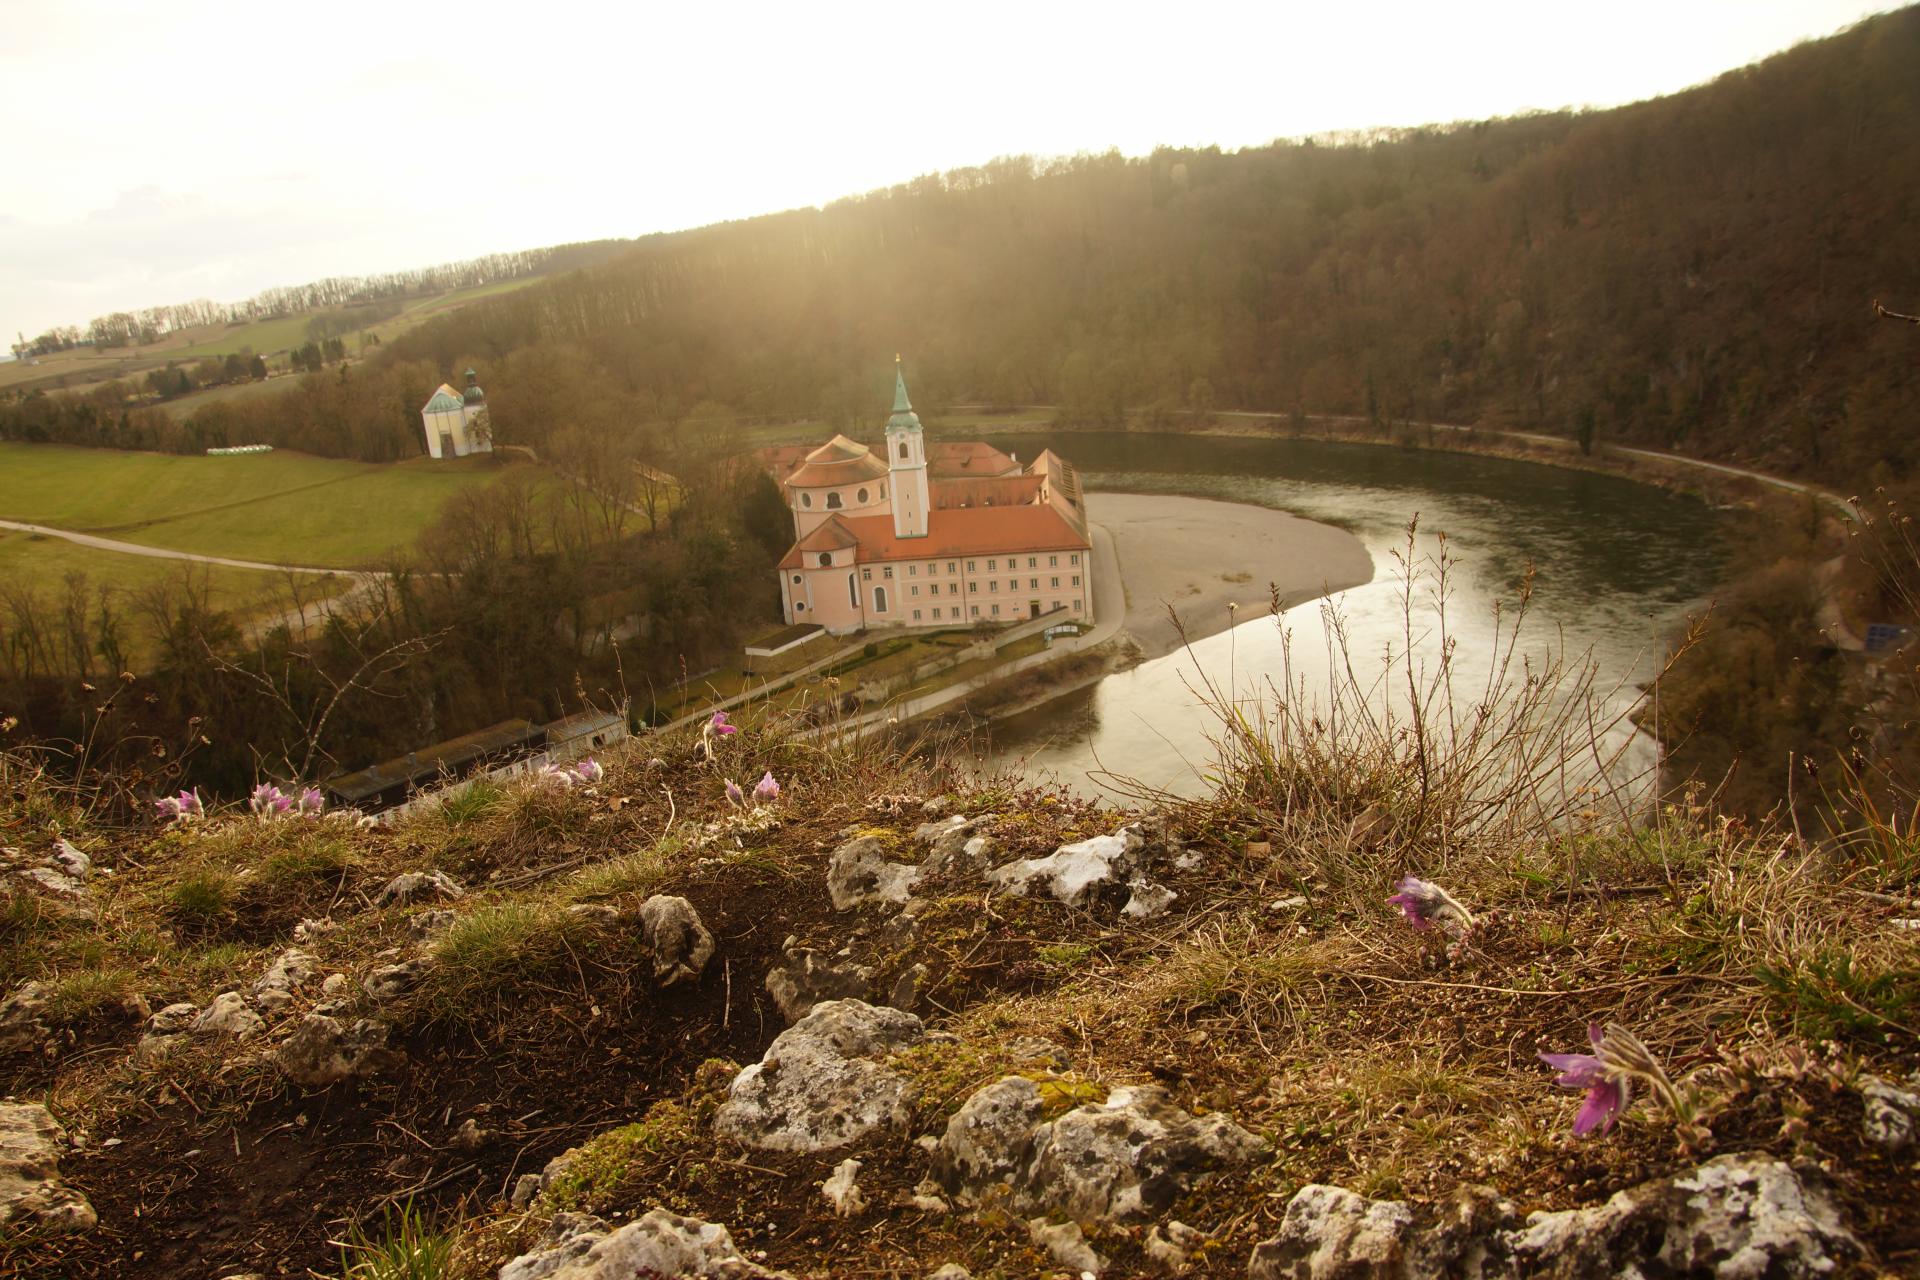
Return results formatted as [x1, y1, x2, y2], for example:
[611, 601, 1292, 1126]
[541, 1100, 703, 1212]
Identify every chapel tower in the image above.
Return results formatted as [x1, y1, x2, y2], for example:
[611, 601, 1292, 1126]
[886, 356, 929, 539]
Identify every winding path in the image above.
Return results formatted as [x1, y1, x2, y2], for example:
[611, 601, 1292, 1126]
[0, 518, 376, 577]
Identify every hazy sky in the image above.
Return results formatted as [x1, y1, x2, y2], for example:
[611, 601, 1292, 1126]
[0, 0, 1893, 344]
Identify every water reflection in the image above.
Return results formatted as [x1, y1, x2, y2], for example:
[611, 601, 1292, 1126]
[976, 433, 1732, 799]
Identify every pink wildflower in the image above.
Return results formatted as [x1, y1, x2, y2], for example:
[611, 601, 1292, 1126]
[296, 787, 326, 817]
[1540, 1025, 1628, 1135]
[753, 770, 780, 802]
[573, 758, 604, 784]
[250, 783, 291, 818]
[724, 778, 745, 806]
[1385, 875, 1475, 939]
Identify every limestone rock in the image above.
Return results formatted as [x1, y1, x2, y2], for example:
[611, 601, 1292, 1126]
[408, 908, 459, 939]
[1029, 1218, 1105, 1275]
[17, 865, 86, 897]
[148, 1001, 199, 1034]
[192, 991, 265, 1039]
[987, 825, 1148, 907]
[364, 958, 433, 1002]
[276, 1013, 401, 1088]
[0, 980, 50, 1054]
[935, 1077, 1265, 1226]
[764, 944, 871, 1024]
[714, 999, 924, 1153]
[827, 834, 922, 911]
[638, 894, 715, 987]
[252, 947, 318, 1014]
[934, 1076, 1045, 1203]
[565, 903, 621, 926]
[47, 840, 92, 883]
[375, 869, 464, 907]
[1123, 878, 1178, 919]
[0, 1103, 95, 1232]
[820, 1157, 866, 1217]
[1247, 1184, 1413, 1279]
[1027, 1085, 1267, 1223]
[497, 1207, 790, 1280]
[1861, 1075, 1920, 1152]
[1144, 1220, 1207, 1275]
[321, 973, 349, 996]
[925, 1266, 972, 1280]
[888, 961, 931, 1013]
[914, 815, 996, 876]
[1246, 1153, 1859, 1280]
[510, 1172, 544, 1209]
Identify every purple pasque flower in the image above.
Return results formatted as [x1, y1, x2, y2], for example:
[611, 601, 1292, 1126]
[1540, 1024, 1629, 1136]
[1385, 875, 1475, 939]
[156, 788, 203, 823]
[250, 783, 292, 818]
[573, 757, 604, 785]
[724, 778, 745, 806]
[753, 770, 780, 802]
[295, 787, 326, 817]
[709, 710, 738, 737]
[537, 761, 575, 788]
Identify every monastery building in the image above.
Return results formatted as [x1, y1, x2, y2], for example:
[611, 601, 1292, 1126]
[763, 360, 1093, 634]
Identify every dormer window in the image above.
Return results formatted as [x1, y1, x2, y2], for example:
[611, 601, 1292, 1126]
[801, 492, 813, 508]
[856, 487, 869, 504]
[817, 552, 833, 567]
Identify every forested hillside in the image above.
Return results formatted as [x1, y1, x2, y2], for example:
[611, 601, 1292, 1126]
[6, 9, 1915, 485]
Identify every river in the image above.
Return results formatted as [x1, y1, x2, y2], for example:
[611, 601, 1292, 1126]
[975, 431, 1735, 800]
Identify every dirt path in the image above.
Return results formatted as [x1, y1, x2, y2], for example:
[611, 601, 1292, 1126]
[0, 518, 381, 576]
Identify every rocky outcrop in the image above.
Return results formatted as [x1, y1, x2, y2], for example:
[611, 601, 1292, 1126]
[714, 999, 924, 1153]
[191, 991, 265, 1038]
[14, 840, 92, 898]
[363, 958, 433, 1002]
[0, 1103, 95, 1232]
[914, 815, 998, 877]
[827, 834, 922, 911]
[1246, 1152, 1861, 1279]
[638, 895, 716, 987]
[1861, 1074, 1920, 1152]
[276, 1013, 401, 1088]
[764, 941, 871, 1024]
[987, 825, 1150, 907]
[0, 980, 50, 1054]
[1029, 1218, 1105, 1274]
[375, 869, 464, 907]
[934, 1076, 1267, 1224]
[251, 947, 318, 1014]
[498, 1207, 790, 1279]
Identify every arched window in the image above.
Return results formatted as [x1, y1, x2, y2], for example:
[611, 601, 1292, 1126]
[791, 574, 802, 585]
[874, 585, 888, 613]
[856, 487, 869, 504]
[801, 492, 813, 508]
[826, 492, 843, 509]
[817, 552, 833, 567]
[848, 574, 858, 608]
[898, 442, 908, 459]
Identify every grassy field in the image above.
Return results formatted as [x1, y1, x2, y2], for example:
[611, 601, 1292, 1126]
[0, 443, 516, 568]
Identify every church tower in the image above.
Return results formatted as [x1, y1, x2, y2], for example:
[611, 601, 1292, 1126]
[886, 356, 929, 539]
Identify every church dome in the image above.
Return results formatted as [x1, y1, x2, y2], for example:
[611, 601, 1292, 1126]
[462, 367, 485, 403]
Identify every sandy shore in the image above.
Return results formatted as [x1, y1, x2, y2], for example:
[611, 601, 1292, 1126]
[1086, 491, 1374, 660]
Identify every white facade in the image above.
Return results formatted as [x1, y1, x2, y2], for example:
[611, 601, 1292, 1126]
[420, 369, 493, 459]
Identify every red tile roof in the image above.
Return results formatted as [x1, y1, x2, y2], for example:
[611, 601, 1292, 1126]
[782, 506, 1088, 569]
[928, 441, 1019, 477]
[932, 476, 1045, 510]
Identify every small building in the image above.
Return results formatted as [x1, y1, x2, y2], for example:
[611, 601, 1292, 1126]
[544, 709, 629, 762]
[767, 359, 1093, 635]
[421, 367, 493, 459]
[323, 718, 543, 811]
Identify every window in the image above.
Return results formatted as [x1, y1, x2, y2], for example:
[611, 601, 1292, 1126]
[968, 582, 978, 594]
[1051, 576, 1060, 588]
[987, 559, 997, 571]
[970, 605, 980, 617]
[1008, 581, 1016, 592]
[947, 562, 957, 574]
[801, 492, 813, 508]
[1073, 599, 1083, 611]
[848, 575, 858, 608]
[1027, 556, 1037, 569]
[1072, 575, 1081, 586]
[898, 442, 908, 459]
[790, 574, 802, 585]
[826, 492, 843, 509]
[817, 552, 833, 567]
[857, 487, 869, 504]
[989, 580, 999, 592]
[992, 604, 1001, 616]
[883, 566, 894, 579]
[1049, 555, 1058, 567]
[967, 560, 976, 573]
[948, 583, 958, 595]
[933, 607, 942, 619]
[913, 608, 922, 620]
[880, 483, 887, 499]
[927, 563, 937, 575]
[796, 601, 807, 611]
[908, 564, 917, 576]
[1071, 553, 1080, 566]
[862, 568, 872, 581]
[874, 586, 888, 612]
[911, 584, 920, 597]
[1029, 578, 1038, 589]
